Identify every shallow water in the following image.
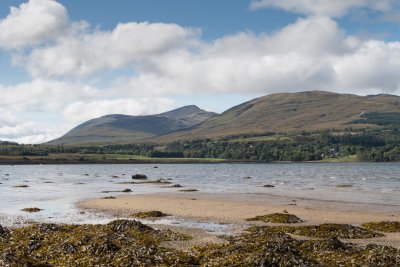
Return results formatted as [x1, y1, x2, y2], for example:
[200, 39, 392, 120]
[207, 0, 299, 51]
[0, 163, 399, 228]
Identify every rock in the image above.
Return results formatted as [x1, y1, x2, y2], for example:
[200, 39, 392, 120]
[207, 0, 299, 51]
[13, 184, 29, 188]
[132, 174, 148, 180]
[108, 219, 153, 232]
[21, 207, 42, 213]
[171, 184, 182, 188]
[263, 184, 275, 188]
[122, 188, 132, 193]
[336, 184, 353, 188]
[0, 225, 7, 236]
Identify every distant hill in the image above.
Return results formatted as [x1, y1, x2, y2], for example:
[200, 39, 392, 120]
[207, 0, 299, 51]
[49, 91, 400, 145]
[48, 105, 217, 145]
[159, 91, 400, 141]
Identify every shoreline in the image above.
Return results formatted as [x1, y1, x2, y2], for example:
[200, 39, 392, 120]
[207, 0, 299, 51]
[78, 192, 400, 248]
[0, 158, 387, 165]
[78, 192, 400, 226]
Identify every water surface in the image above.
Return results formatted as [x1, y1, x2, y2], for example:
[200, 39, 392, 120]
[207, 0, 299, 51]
[0, 163, 399, 227]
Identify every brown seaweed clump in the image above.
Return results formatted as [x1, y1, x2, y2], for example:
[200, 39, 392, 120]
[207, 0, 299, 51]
[0, 220, 194, 266]
[21, 207, 42, 213]
[0, 222, 399, 266]
[247, 213, 303, 224]
[192, 226, 400, 266]
[178, 189, 198, 192]
[280, 223, 384, 239]
[130, 211, 168, 219]
[362, 221, 400, 233]
[101, 196, 116, 199]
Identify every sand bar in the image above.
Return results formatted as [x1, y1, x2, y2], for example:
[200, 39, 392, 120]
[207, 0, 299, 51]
[78, 192, 400, 225]
[79, 192, 400, 248]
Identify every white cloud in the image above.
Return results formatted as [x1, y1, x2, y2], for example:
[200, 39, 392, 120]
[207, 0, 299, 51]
[249, 0, 396, 17]
[0, 0, 68, 49]
[0, 79, 100, 112]
[25, 22, 199, 77]
[1, 0, 400, 144]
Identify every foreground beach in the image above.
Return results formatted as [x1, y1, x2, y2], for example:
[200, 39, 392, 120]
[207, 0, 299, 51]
[79, 192, 400, 248]
[1, 192, 399, 266]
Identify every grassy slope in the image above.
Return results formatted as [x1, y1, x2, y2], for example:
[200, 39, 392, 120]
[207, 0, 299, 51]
[158, 91, 400, 142]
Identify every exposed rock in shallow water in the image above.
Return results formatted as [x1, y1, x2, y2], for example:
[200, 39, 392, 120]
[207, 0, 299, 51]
[21, 207, 42, 213]
[247, 213, 303, 224]
[263, 184, 275, 188]
[131, 174, 147, 180]
[13, 184, 29, 188]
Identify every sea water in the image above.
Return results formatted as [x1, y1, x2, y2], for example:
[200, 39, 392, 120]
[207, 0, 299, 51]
[0, 163, 399, 228]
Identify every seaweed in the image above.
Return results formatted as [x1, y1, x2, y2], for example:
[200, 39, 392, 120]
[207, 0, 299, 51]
[178, 189, 198, 192]
[279, 223, 383, 239]
[21, 207, 42, 213]
[247, 213, 303, 224]
[130, 211, 168, 219]
[362, 221, 400, 233]
[0, 222, 398, 266]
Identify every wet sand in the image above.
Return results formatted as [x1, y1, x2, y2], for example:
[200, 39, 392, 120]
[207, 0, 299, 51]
[78, 192, 400, 225]
[78, 192, 400, 248]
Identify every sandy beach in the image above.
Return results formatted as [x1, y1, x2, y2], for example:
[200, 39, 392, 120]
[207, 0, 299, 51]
[78, 192, 400, 248]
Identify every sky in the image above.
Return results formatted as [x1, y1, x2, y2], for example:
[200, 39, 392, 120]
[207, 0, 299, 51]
[1, 0, 400, 144]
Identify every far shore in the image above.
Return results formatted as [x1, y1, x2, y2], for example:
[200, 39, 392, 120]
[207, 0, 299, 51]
[0, 154, 377, 165]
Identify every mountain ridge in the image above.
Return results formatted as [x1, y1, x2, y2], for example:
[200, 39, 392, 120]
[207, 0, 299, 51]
[48, 91, 400, 145]
[47, 105, 217, 145]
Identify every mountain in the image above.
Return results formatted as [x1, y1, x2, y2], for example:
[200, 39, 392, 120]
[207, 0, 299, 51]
[48, 105, 217, 145]
[159, 91, 400, 141]
[50, 91, 400, 145]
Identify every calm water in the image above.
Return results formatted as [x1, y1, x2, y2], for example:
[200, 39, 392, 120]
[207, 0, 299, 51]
[0, 163, 399, 227]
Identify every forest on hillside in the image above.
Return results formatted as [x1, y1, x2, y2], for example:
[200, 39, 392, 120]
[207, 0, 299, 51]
[1, 127, 399, 162]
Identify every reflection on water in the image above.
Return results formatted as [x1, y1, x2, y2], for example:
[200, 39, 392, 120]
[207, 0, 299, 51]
[0, 163, 399, 227]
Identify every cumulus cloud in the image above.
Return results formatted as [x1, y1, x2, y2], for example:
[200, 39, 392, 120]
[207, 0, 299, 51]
[0, 79, 100, 112]
[249, 0, 397, 17]
[1, 0, 400, 143]
[0, 0, 68, 49]
[25, 22, 199, 77]
[111, 16, 400, 96]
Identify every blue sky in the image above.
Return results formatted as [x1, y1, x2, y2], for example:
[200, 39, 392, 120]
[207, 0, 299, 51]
[1, 0, 400, 143]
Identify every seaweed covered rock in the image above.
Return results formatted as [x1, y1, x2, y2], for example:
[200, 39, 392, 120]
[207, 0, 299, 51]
[21, 207, 42, 213]
[107, 219, 153, 232]
[0, 220, 194, 266]
[131, 211, 168, 219]
[247, 213, 303, 224]
[362, 221, 400, 233]
[282, 223, 383, 239]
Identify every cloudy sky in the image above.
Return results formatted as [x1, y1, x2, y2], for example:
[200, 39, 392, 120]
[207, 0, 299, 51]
[1, 0, 400, 144]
